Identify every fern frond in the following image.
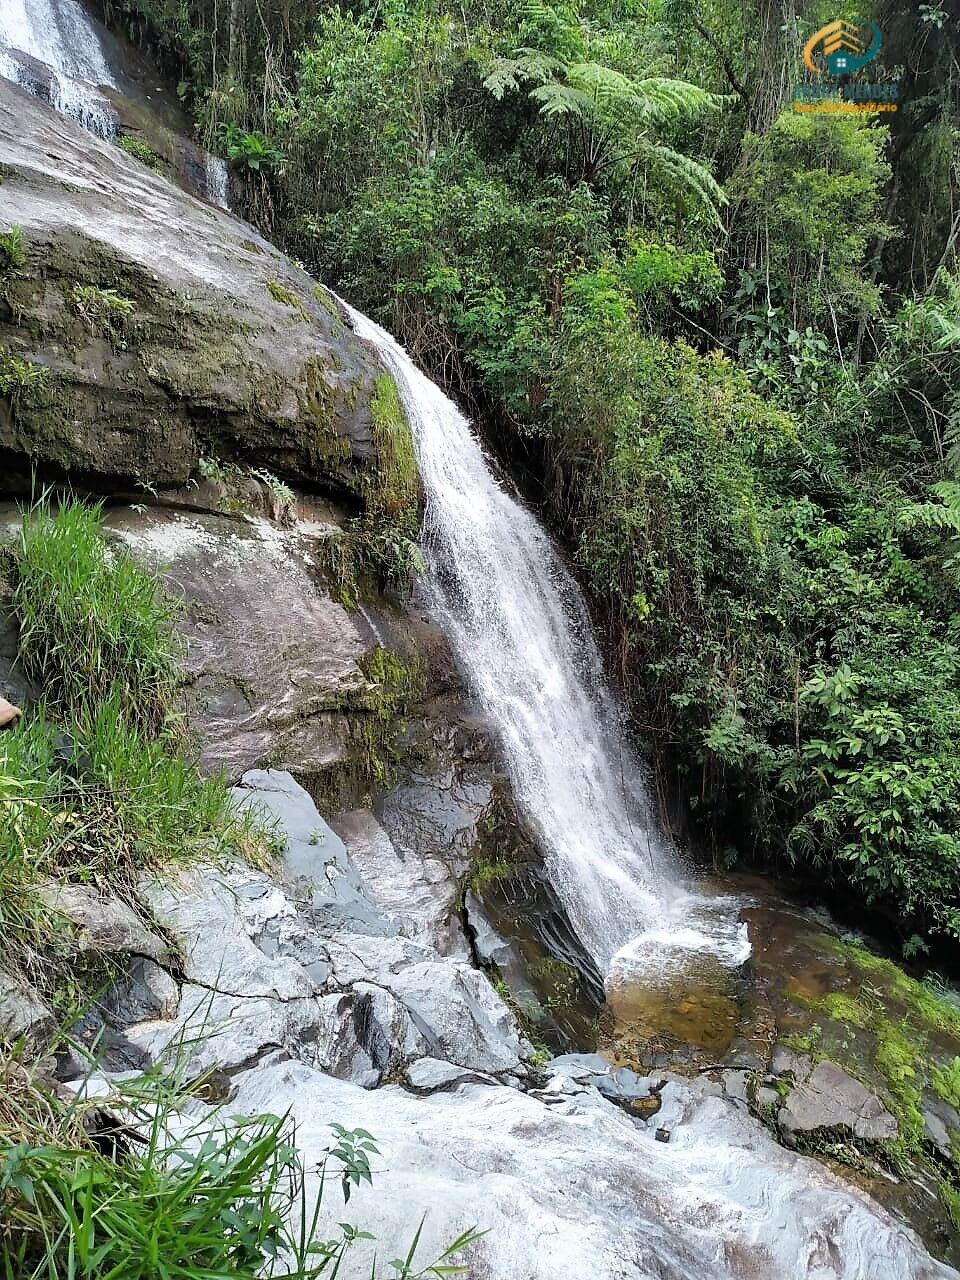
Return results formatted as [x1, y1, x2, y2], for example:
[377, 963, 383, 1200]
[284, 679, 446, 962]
[641, 141, 726, 218]
[530, 82, 597, 120]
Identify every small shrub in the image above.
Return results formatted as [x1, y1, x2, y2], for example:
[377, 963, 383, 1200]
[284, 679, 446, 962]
[0, 353, 46, 398]
[218, 123, 285, 171]
[71, 284, 136, 329]
[0, 225, 25, 275]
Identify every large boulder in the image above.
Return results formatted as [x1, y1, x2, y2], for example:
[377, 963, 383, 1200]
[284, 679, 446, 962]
[104, 503, 379, 783]
[0, 77, 382, 496]
[778, 1058, 899, 1145]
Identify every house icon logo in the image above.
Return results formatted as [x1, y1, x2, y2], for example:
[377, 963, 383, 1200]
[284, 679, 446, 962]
[802, 19, 882, 75]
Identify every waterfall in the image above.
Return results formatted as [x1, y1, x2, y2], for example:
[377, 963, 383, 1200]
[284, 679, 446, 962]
[0, 0, 118, 138]
[343, 302, 748, 979]
[0, 0, 232, 209]
[204, 153, 232, 212]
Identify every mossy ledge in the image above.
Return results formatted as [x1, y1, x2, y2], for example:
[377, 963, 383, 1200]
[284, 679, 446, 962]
[0, 107, 390, 501]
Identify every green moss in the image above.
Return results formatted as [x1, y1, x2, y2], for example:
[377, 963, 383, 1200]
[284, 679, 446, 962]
[819, 991, 870, 1027]
[469, 856, 513, 895]
[117, 134, 165, 172]
[530, 955, 581, 1012]
[266, 278, 308, 319]
[366, 372, 418, 532]
[872, 1019, 926, 1149]
[819, 933, 960, 1037]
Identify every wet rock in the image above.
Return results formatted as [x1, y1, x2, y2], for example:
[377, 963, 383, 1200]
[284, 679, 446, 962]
[234, 770, 394, 937]
[100, 957, 180, 1027]
[0, 79, 385, 497]
[720, 1068, 751, 1106]
[0, 970, 53, 1046]
[406, 1057, 494, 1092]
[778, 1060, 898, 1144]
[772, 1045, 812, 1080]
[39, 882, 170, 963]
[551, 1053, 656, 1104]
[212, 1061, 955, 1280]
[922, 1098, 960, 1164]
[335, 807, 466, 955]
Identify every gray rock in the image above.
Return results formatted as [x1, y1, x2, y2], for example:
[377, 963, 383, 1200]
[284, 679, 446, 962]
[406, 1057, 493, 1092]
[109, 509, 377, 783]
[771, 1045, 812, 1080]
[551, 1053, 654, 1104]
[101, 958, 180, 1027]
[40, 882, 171, 963]
[234, 771, 393, 937]
[0, 77, 385, 498]
[0, 970, 52, 1046]
[778, 1060, 898, 1143]
[721, 1069, 751, 1106]
[922, 1096, 959, 1163]
[755, 1085, 782, 1112]
[335, 808, 466, 955]
[140, 865, 316, 1000]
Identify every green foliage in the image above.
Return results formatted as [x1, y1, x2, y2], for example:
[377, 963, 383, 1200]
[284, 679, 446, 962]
[0, 353, 47, 398]
[0, 225, 25, 275]
[117, 134, 165, 172]
[71, 284, 136, 326]
[728, 113, 890, 337]
[14, 497, 179, 729]
[218, 124, 285, 171]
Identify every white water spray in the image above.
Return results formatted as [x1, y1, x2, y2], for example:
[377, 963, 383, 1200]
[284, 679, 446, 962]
[0, 0, 118, 137]
[343, 302, 748, 978]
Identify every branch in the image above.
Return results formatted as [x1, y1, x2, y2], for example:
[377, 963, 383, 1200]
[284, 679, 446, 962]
[689, 16, 751, 109]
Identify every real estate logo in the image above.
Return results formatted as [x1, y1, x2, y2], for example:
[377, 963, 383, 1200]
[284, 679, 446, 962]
[793, 17, 900, 114]
[802, 19, 882, 75]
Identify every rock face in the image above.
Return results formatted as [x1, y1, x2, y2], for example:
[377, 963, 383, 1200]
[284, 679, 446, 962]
[0, 77, 383, 495]
[778, 1058, 899, 1145]
[105, 502, 377, 783]
[129, 770, 526, 1086]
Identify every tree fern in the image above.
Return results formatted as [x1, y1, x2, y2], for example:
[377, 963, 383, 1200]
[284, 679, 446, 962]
[484, 44, 725, 217]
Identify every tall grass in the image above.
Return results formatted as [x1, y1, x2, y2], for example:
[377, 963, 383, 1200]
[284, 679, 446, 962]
[1, 496, 255, 994]
[0, 1049, 480, 1280]
[14, 497, 179, 731]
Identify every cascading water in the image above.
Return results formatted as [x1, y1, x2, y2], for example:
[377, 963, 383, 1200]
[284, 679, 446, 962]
[0, 0, 118, 137]
[0, 0, 231, 209]
[343, 301, 748, 981]
[204, 152, 232, 212]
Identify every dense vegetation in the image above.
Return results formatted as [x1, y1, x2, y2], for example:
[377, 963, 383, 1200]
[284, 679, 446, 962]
[102, 0, 960, 954]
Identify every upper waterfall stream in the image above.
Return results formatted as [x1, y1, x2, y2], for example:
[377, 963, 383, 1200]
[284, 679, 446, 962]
[343, 301, 748, 981]
[0, 0, 231, 207]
